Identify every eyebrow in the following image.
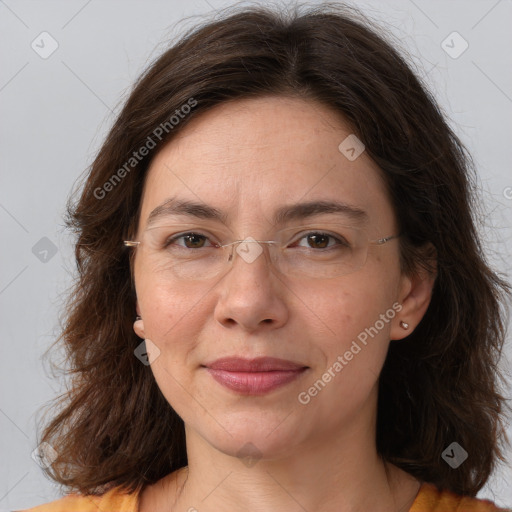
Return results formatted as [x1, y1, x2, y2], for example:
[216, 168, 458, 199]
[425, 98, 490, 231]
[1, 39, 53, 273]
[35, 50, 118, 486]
[146, 196, 369, 228]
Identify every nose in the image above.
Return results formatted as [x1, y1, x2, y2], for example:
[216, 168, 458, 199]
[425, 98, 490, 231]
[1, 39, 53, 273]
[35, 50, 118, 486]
[213, 239, 289, 332]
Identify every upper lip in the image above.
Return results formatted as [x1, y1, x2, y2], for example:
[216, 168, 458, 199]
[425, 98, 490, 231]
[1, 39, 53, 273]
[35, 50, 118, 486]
[203, 357, 308, 372]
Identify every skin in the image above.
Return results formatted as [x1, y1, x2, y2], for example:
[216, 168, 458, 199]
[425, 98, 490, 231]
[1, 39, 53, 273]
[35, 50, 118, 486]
[132, 96, 436, 512]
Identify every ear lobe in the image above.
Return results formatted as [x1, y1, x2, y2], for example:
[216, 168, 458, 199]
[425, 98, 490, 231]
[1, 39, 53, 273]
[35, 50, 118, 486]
[133, 301, 145, 339]
[133, 318, 145, 339]
[390, 244, 437, 340]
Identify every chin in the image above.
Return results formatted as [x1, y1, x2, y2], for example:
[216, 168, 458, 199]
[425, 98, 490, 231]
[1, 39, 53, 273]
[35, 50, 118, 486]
[195, 411, 307, 463]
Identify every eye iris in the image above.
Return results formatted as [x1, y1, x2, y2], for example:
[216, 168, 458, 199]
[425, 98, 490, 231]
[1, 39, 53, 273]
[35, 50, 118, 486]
[308, 234, 329, 249]
[184, 234, 205, 248]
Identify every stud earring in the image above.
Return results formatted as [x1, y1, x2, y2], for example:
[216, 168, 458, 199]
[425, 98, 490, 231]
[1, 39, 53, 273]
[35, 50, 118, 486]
[399, 320, 409, 330]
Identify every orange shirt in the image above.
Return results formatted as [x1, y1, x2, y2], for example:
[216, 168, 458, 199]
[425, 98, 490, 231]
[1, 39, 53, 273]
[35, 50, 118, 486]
[17, 481, 510, 511]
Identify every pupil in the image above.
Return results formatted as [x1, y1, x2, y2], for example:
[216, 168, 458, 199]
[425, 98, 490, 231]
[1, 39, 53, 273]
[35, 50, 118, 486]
[308, 234, 328, 249]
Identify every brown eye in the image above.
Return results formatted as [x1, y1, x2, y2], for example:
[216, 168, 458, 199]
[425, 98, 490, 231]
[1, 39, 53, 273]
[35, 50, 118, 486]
[164, 232, 213, 249]
[306, 233, 330, 249]
[294, 232, 348, 250]
[182, 234, 207, 248]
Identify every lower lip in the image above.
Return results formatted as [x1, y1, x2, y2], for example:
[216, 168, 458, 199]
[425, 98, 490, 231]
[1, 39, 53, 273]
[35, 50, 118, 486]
[205, 368, 308, 395]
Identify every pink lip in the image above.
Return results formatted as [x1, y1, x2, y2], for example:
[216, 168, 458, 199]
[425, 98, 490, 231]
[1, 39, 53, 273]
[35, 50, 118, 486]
[203, 357, 309, 395]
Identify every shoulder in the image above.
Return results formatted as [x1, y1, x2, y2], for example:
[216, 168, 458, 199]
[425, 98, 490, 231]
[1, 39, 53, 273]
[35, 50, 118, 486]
[410, 482, 511, 512]
[16, 484, 142, 512]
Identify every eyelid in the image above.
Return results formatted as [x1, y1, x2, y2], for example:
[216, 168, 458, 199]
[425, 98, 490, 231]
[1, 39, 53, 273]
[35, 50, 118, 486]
[146, 225, 225, 244]
[286, 229, 350, 247]
[165, 231, 221, 248]
[147, 223, 228, 234]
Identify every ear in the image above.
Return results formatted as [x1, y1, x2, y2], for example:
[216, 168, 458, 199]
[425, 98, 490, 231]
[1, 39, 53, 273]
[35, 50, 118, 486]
[390, 244, 437, 340]
[133, 300, 145, 339]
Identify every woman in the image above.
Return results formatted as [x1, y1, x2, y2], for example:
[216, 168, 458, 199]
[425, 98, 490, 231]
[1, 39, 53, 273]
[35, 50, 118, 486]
[21, 2, 511, 511]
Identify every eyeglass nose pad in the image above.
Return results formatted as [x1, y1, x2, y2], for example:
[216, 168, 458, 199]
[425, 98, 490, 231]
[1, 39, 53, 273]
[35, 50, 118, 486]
[227, 241, 240, 262]
[225, 242, 238, 264]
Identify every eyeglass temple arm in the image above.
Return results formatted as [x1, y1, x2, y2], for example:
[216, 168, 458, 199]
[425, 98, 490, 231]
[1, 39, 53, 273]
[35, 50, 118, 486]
[373, 233, 401, 245]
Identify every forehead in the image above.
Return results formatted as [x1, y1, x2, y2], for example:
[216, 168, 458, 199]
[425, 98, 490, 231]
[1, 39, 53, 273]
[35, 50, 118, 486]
[138, 96, 395, 233]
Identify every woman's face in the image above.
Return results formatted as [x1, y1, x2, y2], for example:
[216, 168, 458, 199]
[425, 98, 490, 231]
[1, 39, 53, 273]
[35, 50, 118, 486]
[132, 96, 415, 459]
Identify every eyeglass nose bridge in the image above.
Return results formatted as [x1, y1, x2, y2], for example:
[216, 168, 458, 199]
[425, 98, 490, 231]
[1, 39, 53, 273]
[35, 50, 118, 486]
[220, 238, 279, 264]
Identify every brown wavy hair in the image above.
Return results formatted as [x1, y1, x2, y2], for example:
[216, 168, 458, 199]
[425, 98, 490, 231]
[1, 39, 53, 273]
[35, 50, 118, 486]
[38, 0, 511, 498]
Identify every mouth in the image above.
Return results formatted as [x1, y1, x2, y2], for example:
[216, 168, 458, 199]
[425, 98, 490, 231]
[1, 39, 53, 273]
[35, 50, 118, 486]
[202, 357, 309, 395]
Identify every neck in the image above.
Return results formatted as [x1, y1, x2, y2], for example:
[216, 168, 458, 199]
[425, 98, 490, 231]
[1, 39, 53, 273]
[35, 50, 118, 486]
[156, 429, 420, 512]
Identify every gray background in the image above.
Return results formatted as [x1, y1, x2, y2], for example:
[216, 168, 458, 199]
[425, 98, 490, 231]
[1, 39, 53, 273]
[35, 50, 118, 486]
[1, 0, 511, 509]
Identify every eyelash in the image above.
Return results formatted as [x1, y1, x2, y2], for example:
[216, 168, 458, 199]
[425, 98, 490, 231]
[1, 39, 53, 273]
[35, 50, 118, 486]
[162, 231, 348, 250]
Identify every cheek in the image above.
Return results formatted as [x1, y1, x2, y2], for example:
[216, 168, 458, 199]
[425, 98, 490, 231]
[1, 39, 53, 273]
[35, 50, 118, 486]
[303, 270, 400, 393]
[135, 272, 209, 367]
[308, 274, 394, 341]
[137, 279, 202, 418]
[299, 280, 397, 418]
[136, 265, 203, 322]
